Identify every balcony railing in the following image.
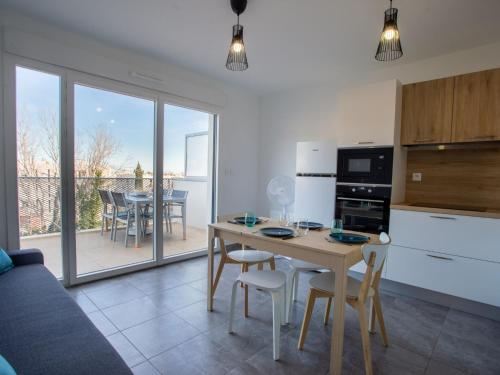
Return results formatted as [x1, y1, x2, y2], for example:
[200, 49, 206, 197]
[18, 176, 208, 237]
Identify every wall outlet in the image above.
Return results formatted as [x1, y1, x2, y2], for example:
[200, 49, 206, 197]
[412, 172, 422, 182]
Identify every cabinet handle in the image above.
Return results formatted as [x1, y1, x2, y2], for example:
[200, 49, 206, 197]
[429, 215, 457, 220]
[413, 138, 434, 142]
[426, 254, 454, 261]
[357, 141, 375, 145]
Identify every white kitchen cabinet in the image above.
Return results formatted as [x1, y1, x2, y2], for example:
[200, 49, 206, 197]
[335, 79, 399, 147]
[386, 245, 500, 307]
[390, 209, 500, 263]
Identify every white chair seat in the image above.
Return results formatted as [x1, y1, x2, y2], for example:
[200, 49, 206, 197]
[238, 270, 286, 290]
[289, 258, 323, 270]
[309, 272, 374, 299]
[228, 249, 274, 263]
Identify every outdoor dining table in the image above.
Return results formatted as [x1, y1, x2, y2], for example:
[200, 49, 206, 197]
[207, 220, 373, 375]
[125, 193, 187, 247]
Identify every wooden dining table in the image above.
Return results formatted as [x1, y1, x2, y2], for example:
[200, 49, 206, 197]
[206, 220, 373, 375]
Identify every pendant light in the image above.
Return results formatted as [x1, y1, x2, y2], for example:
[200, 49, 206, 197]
[226, 0, 248, 71]
[375, 0, 403, 61]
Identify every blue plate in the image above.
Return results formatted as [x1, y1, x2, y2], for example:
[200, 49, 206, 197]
[329, 232, 370, 244]
[260, 227, 295, 238]
[294, 221, 323, 230]
[233, 217, 263, 225]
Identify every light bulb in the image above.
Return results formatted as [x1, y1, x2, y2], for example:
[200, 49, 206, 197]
[231, 40, 244, 53]
[382, 27, 397, 41]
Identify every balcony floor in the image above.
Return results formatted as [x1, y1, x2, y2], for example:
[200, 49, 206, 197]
[20, 222, 208, 278]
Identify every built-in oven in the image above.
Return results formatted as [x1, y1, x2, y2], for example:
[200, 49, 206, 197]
[337, 147, 393, 185]
[335, 184, 391, 234]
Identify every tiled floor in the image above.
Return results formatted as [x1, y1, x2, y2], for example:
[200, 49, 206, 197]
[67, 256, 500, 375]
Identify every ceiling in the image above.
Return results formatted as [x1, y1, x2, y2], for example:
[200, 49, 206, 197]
[2, 0, 500, 93]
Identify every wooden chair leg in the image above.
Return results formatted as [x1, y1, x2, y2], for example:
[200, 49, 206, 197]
[269, 257, 276, 271]
[324, 297, 333, 326]
[298, 289, 317, 350]
[373, 292, 389, 347]
[212, 256, 226, 297]
[357, 302, 374, 375]
[369, 297, 376, 334]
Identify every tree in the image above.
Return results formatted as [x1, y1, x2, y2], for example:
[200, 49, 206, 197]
[75, 125, 120, 229]
[134, 162, 144, 191]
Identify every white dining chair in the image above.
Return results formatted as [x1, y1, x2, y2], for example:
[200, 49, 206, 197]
[229, 270, 287, 360]
[212, 213, 275, 317]
[285, 258, 325, 322]
[298, 232, 391, 375]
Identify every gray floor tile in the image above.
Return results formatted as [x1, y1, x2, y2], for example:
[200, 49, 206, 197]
[123, 312, 200, 358]
[131, 361, 161, 375]
[86, 282, 145, 309]
[107, 332, 146, 368]
[69, 290, 99, 314]
[441, 309, 500, 348]
[381, 295, 448, 357]
[102, 295, 170, 330]
[150, 334, 244, 375]
[174, 300, 230, 332]
[432, 332, 500, 375]
[147, 284, 206, 311]
[425, 360, 466, 375]
[87, 310, 119, 337]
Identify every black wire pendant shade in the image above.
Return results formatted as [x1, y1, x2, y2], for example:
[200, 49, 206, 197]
[226, 23, 248, 71]
[226, 0, 248, 71]
[375, 0, 403, 61]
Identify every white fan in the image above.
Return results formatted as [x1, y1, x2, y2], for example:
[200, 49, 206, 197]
[266, 175, 295, 218]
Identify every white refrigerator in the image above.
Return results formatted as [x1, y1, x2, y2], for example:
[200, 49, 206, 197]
[294, 141, 337, 226]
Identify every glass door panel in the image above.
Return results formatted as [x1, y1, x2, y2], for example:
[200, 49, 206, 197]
[163, 104, 212, 258]
[74, 84, 156, 276]
[15, 66, 63, 278]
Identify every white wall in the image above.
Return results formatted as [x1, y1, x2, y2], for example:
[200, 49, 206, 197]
[0, 10, 261, 247]
[258, 41, 500, 215]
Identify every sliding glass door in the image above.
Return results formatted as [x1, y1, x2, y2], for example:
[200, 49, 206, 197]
[15, 66, 64, 279]
[6, 55, 217, 285]
[73, 82, 156, 276]
[162, 104, 213, 258]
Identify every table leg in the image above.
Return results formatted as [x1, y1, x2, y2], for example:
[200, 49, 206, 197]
[207, 227, 215, 311]
[135, 202, 141, 248]
[331, 259, 347, 375]
[182, 201, 187, 240]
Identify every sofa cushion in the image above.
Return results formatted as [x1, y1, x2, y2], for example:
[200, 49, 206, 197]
[0, 264, 132, 375]
[0, 249, 14, 274]
[0, 355, 16, 375]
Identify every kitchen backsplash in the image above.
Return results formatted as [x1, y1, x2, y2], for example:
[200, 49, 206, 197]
[405, 145, 500, 211]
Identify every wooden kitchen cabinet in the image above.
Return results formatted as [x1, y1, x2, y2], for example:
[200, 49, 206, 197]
[452, 69, 500, 142]
[401, 77, 454, 145]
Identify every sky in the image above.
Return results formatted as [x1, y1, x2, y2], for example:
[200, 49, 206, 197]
[16, 66, 210, 177]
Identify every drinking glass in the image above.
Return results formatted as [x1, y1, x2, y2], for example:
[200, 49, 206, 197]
[245, 212, 257, 228]
[296, 218, 309, 236]
[331, 219, 343, 234]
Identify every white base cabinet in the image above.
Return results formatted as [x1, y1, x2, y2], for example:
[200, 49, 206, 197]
[386, 245, 500, 307]
[387, 209, 500, 307]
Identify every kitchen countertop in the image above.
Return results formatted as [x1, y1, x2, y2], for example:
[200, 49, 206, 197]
[391, 203, 500, 219]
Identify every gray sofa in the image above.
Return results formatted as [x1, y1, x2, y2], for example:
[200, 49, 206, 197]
[0, 249, 132, 375]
